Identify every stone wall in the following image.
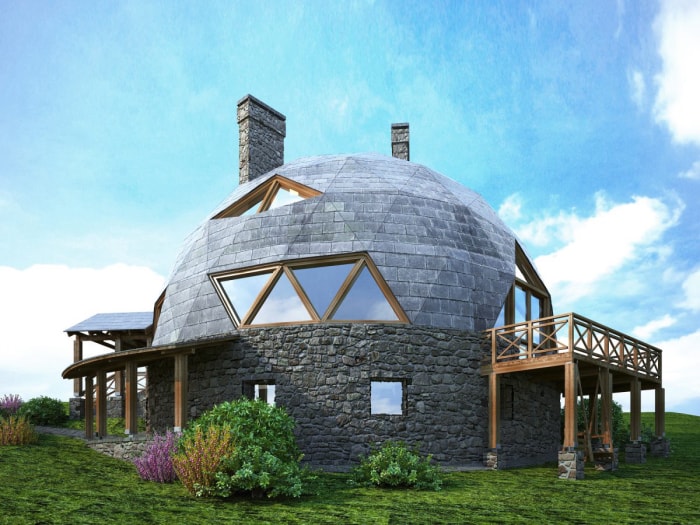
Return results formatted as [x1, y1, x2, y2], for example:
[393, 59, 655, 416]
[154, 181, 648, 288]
[87, 436, 152, 461]
[147, 323, 560, 471]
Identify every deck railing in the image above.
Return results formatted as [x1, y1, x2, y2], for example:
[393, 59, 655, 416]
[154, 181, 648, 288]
[486, 312, 662, 381]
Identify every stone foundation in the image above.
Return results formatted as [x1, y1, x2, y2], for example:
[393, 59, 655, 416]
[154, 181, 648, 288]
[484, 448, 503, 470]
[593, 447, 618, 471]
[87, 435, 152, 461]
[650, 438, 670, 458]
[625, 441, 647, 463]
[558, 448, 585, 480]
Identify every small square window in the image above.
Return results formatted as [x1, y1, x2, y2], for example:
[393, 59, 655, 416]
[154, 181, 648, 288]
[371, 380, 406, 415]
[243, 381, 275, 405]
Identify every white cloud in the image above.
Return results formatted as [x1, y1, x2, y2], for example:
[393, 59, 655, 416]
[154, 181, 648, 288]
[679, 267, 700, 311]
[679, 160, 700, 180]
[632, 314, 676, 340]
[0, 264, 165, 402]
[498, 193, 523, 223]
[653, 1, 700, 145]
[628, 68, 646, 109]
[654, 329, 700, 413]
[529, 193, 682, 301]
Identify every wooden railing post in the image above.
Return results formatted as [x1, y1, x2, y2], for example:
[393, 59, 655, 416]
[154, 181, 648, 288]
[488, 372, 500, 450]
[174, 353, 189, 432]
[84, 375, 94, 440]
[563, 361, 578, 449]
[124, 361, 138, 435]
[655, 387, 665, 438]
[96, 371, 108, 438]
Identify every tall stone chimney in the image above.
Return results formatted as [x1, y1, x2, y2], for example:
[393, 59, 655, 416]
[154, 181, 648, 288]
[391, 123, 410, 161]
[237, 95, 286, 185]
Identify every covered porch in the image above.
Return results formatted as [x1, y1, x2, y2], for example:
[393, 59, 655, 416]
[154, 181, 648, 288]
[481, 312, 665, 479]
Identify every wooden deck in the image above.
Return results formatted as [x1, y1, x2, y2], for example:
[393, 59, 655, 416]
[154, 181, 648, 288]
[481, 312, 665, 453]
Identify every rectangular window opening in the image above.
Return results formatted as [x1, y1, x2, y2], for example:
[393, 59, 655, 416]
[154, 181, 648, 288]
[243, 381, 276, 406]
[371, 379, 407, 415]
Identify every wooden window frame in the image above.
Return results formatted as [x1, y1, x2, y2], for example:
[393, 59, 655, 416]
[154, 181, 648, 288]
[500, 243, 553, 326]
[210, 253, 409, 328]
[213, 175, 322, 219]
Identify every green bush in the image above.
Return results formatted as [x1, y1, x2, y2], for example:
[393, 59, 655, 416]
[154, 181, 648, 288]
[351, 441, 442, 491]
[18, 396, 68, 426]
[179, 399, 315, 498]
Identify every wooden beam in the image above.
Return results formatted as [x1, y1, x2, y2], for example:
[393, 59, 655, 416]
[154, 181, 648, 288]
[84, 375, 94, 439]
[563, 361, 578, 448]
[96, 371, 108, 438]
[488, 372, 500, 450]
[630, 377, 642, 441]
[173, 353, 188, 432]
[124, 361, 138, 435]
[73, 336, 83, 397]
[600, 370, 613, 447]
[655, 387, 665, 438]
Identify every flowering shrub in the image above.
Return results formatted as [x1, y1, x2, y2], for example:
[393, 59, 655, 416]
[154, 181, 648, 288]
[351, 441, 442, 491]
[133, 431, 179, 483]
[177, 399, 315, 498]
[0, 415, 37, 446]
[172, 425, 234, 495]
[18, 396, 67, 426]
[0, 394, 23, 417]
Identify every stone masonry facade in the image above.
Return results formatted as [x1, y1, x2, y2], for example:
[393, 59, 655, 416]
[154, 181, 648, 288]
[147, 323, 560, 471]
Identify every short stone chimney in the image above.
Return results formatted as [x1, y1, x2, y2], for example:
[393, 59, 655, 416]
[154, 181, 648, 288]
[237, 95, 286, 185]
[391, 123, 410, 161]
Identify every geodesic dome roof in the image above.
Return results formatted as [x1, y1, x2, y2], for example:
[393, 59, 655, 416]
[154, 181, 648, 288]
[153, 153, 518, 345]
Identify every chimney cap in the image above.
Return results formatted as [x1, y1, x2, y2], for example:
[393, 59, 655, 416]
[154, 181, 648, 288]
[237, 94, 286, 122]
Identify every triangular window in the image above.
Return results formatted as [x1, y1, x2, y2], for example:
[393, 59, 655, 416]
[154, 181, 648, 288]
[213, 175, 322, 219]
[211, 254, 407, 328]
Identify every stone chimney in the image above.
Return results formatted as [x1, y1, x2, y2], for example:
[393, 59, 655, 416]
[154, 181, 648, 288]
[237, 95, 286, 185]
[391, 123, 410, 161]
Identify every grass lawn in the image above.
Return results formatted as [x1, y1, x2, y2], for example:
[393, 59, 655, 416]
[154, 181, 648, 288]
[1, 412, 699, 524]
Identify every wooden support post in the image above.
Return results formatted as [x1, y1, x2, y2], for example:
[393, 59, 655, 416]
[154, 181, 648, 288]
[563, 362, 578, 449]
[655, 387, 665, 438]
[173, 353, 188, 432]
[114, 337, 123, 399]
[96, 371, 108, 438]
[124, 361, 138, 435]
[630, 377, 642, 441]
[600, 370, 613, 447]
[488, 372, 500, 450]
[84, 375, 94, 439]
[73, 336, 83, 396]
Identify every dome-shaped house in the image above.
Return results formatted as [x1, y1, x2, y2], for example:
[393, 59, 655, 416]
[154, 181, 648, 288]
[64, 95, 665, 476]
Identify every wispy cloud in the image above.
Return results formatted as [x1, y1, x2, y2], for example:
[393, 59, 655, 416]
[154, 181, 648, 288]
[679, 160, 700, 180]
[632, 314, 676, 340]
[520, 193, 682, 302]
[679, 267, 700, 311]
[627, 68, 646, 109]
[653, 1, 700, 145]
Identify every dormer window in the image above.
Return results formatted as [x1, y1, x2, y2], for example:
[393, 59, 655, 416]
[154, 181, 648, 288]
[213, 175, 322, 219]
[210, 254, 408, 328]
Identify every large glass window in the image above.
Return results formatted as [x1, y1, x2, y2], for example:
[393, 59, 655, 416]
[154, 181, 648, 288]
[211, 254, 408, 328]
[214, 175, 321, 219]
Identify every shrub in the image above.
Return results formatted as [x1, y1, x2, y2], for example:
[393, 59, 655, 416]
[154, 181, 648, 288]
[134, 431, 179, 483]
[179, 399, 314, 498]
[172, 425, 234, 496]
[0, 394, 23, 417]
[18, 396, 68, 426]
[351, 441, 442, 491]
[0, 415, 37, 446]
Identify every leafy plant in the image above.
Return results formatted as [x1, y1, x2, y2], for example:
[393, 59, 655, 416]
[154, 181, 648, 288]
[172, 425, 234, 495]
[0, 414, 37, 446]
[134, 430, 179, 483]
[179, 398, 314, 498]
[18, 396, 68, 426]
[0, 394, 23, 417]
[351, 441, 442, 491]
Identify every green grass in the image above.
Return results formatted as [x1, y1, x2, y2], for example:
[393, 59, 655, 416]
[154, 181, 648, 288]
[1, 413, 699, 524]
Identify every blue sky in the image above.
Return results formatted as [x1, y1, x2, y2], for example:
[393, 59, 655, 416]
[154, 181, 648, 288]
[1, 1, 699, 415]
